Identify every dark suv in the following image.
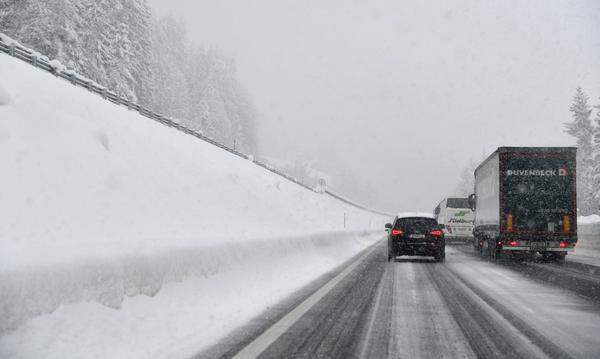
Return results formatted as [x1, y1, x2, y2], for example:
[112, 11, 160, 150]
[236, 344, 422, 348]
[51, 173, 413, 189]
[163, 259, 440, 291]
[385, 214, 445, 262]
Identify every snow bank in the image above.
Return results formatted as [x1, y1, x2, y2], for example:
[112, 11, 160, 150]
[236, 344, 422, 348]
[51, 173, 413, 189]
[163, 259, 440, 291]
[579, 214, 600, 224]
[576, 216, 600, 256]
[0, 230, 377, 332]
[0, 231, 381, 359]
[0, 50, 388, 355]
[0, 53, 386, 269]
[0, 83, 10, 106]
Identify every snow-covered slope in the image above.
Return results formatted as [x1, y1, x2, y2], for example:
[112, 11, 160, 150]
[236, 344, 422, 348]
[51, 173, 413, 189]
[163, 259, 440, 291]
[0, 53, 387, 357]
[0, 53, 384, 269]
[576, 216, 600, 256]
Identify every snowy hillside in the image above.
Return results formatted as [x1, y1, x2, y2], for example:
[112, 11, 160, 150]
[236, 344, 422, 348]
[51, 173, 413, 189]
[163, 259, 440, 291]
[0, 53, 387, 357]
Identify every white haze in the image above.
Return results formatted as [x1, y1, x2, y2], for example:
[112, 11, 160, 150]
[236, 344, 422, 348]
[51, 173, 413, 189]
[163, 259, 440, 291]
[148, 0, 600, 212]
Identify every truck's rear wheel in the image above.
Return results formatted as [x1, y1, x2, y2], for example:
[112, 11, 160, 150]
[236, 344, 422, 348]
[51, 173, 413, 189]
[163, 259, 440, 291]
[490, 247, 499, 261]
[477, 238, 486, 257]
[488, 240, 501, 262]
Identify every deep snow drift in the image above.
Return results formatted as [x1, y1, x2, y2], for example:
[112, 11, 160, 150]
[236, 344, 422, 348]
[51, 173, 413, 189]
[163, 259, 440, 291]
[0, 53, 387, 357]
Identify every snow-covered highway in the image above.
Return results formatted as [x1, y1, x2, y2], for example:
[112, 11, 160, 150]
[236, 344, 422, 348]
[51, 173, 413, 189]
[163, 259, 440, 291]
[205, 242, 600, 359]
[2, 10, 600, 358]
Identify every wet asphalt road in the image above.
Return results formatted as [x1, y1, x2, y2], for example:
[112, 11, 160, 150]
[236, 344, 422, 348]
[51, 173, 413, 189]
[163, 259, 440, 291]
[203, 241, 600, 359]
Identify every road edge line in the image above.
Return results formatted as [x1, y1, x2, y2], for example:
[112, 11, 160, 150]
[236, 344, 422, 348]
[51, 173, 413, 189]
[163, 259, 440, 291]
[232, 242, 380, 359]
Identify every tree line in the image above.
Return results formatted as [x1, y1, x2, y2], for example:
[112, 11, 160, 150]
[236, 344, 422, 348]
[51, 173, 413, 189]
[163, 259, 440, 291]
[0, 0, 257, 153]
[565, 87, 600, 215]
[453, 87, 600, 216]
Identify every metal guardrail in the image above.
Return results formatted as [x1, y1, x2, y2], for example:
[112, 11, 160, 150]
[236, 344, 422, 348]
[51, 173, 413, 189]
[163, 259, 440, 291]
[0, 35, 392, 217]
[324, 190, 392, 216]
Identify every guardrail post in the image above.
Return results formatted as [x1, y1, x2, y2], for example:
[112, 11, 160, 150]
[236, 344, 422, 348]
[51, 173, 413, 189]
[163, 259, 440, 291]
[31, 54, 37, 67]
[9, 43, 15, 56]
[101, 88, 107, 99]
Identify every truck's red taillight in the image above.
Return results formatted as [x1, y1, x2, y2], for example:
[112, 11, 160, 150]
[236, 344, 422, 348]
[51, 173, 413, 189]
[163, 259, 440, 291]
[507, 214, 514, 232]
[430, 229, 444, 237]
[392, 229, 404, 236]
[563, 215, 570, 233]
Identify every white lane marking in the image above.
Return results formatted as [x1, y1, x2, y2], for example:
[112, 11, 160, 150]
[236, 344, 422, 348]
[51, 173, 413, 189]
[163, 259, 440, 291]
[358, 263, 388, 359]
[232, 243, 380, 359]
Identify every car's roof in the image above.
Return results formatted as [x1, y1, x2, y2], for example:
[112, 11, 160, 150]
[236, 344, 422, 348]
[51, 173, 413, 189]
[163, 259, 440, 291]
[397, 212, 436, 219]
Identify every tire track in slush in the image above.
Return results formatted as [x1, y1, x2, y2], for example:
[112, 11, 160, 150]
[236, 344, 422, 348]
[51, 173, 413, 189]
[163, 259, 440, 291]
[428, 263, 572, 359]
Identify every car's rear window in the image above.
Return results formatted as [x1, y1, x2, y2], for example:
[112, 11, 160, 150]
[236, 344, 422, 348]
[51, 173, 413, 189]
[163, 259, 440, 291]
[394, 217, 438, 232]
[446, 198, 470, 208]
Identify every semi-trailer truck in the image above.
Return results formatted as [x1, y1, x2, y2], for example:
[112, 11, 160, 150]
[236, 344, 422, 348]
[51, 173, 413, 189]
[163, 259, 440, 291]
[468, 147, 577, 262]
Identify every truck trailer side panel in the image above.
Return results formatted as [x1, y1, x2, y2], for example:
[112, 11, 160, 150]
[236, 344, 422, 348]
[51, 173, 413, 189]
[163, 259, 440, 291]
[474, 152, 499, 229]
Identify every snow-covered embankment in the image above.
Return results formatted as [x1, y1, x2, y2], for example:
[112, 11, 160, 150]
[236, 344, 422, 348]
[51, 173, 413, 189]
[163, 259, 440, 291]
[576, 215, 600, 256]
[0, 52, 387, 357]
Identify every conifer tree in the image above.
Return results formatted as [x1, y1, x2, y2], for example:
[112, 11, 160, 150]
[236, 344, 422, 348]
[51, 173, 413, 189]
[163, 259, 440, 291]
[591, 101, 600, 213]
[564, 87, 595, 214]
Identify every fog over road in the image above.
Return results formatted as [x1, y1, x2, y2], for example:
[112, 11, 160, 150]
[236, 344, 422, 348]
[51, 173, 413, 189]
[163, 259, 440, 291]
[202, 242, 600, 359]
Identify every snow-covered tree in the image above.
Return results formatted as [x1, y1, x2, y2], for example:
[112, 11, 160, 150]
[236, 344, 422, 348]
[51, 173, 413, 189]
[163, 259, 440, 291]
[564, 87, 595, 214]
[591, 101, 600, 213]
[0, 0, 258, 153]
[0, 0, 152, 102]
[454, 159, 479, 196]
[146, 15, 192, 120]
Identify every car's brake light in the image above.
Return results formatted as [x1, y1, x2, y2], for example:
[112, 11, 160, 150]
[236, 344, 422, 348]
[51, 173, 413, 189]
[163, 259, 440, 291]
[430, 229, 443, 237]
[508, 240, 518, 247]
[392, 229, 403, 236]
[559, 241, 569, 248]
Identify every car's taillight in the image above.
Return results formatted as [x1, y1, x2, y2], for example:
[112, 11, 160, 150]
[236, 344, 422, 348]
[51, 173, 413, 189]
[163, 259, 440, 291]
[430, 229, 443, 237]
[559, 241, 569, 248]
[508, 240, 518, 247]
[392, 229, 404, 236]
[563, 215, 570, 233]
[506, 213, 514, 232]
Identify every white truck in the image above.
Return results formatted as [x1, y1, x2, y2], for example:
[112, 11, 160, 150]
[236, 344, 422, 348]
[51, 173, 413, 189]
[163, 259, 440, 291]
[434, 197, 474, 243]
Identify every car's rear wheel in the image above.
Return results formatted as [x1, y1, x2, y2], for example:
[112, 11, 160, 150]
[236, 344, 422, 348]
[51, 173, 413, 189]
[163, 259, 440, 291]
[552, 252, 566, 264]
[387, 250, 393, 262]
[434, 248, 445, 262]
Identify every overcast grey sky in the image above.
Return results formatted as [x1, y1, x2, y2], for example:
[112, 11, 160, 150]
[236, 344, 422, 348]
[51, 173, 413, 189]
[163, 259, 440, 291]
[148, 0, 600, 212]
